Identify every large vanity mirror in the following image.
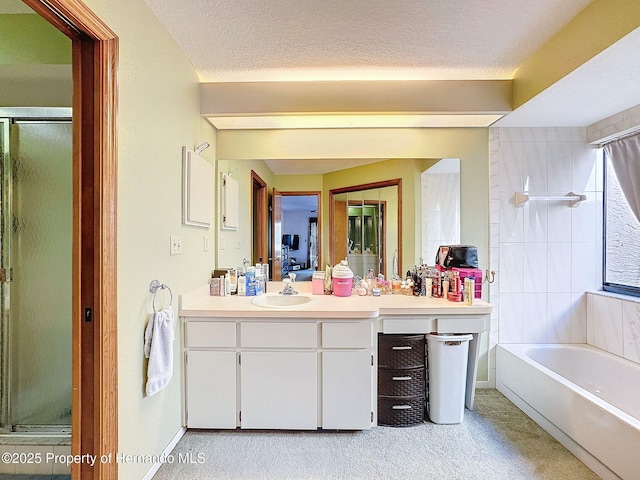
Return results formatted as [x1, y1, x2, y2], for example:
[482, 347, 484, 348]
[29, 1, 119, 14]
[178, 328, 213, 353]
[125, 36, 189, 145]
[330, 179, 401, 278]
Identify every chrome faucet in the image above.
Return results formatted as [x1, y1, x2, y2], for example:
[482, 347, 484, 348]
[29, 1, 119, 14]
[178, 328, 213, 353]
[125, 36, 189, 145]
[279, 278, 298, 295]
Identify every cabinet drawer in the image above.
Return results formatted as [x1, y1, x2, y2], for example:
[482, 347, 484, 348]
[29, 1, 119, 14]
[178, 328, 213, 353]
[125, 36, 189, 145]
[378, 334, 425, 369]
[322, 322, 371, 348]
[241, 322, 317, 348]
[186, 322, 236, 348]
[382, 316, 436, 334]
[437, 316, 488, 333]
[378, 367, 425, 397]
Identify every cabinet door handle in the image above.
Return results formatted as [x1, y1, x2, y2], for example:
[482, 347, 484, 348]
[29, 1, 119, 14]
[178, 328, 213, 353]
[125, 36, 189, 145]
[392, 405, 412, 410]
[392, 376, 412, 381]
[392, 346, 412, 350]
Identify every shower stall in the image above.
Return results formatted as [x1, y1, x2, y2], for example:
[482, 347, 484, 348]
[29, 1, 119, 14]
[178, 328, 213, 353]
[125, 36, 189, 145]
[0, 114, 72, 438]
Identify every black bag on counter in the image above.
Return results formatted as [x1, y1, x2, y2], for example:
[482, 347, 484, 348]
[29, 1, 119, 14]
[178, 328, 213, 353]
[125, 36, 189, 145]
[435, 245, 478, 269]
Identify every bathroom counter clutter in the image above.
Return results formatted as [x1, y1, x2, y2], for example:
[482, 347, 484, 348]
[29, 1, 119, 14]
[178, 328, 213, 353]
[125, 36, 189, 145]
[179, 282, 493, 318]
[179, 282, 492, 431]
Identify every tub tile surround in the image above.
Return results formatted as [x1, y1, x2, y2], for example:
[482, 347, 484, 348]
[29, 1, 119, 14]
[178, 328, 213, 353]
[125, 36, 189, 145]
[587, 292, 640, 365]
[0, 443, 71, 475]
[491, 126, 640, 382]
[489, 127, 603, 385]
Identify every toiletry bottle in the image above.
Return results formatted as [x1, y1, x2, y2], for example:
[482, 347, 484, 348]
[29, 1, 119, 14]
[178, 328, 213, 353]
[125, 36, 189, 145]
[464, 276, 475, 305]
[255, 265, 264, 295]
[237, 274, 246, 296]
[246, 266, 256, 296]
[229, 268, 237, 294]
[225, 272, 231, 296]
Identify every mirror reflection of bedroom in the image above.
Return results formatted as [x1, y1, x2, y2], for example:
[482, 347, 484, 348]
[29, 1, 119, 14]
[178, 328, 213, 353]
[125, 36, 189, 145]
[281, 194, 319, 281]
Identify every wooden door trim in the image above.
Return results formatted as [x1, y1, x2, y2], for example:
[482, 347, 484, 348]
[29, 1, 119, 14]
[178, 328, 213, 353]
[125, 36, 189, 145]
[251, 170, 267, 265]
[24, 1, 118, 479]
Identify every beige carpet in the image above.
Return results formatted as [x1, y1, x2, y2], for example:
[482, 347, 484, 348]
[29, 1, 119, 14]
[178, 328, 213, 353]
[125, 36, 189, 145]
[152, 389, 600, 480]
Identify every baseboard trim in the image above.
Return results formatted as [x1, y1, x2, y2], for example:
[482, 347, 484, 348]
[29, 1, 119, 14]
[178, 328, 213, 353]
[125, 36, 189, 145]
[475, 381, 490, 389]
[142, 426, 186, 480]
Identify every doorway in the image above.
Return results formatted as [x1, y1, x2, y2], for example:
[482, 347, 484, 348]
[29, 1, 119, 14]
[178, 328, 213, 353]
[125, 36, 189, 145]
[23, 1, 119, 479]
[280, 192, 321, 281]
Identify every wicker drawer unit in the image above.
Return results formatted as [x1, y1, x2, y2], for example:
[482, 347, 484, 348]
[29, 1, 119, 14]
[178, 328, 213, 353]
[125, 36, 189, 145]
[378, 367, 425, 397]
[377, 334, 426, 427]
[378, 334, 425, 369]
[378, 395, 426, 427]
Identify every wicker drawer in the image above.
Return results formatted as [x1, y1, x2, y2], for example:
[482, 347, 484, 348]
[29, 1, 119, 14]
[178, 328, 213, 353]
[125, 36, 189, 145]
[378, 367, 425, 397]
[377, 395, 425, 427]
[378, 334, 425, 369]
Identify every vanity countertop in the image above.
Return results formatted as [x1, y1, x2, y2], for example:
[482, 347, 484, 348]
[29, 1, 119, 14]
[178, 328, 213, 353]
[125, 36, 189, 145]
[179, 282, 493, 318]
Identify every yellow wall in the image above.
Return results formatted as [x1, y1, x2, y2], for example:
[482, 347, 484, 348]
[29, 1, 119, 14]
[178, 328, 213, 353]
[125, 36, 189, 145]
[81, 1, 217, 478]
[514, 0, 640, 108]
[0, 14, 71, 64]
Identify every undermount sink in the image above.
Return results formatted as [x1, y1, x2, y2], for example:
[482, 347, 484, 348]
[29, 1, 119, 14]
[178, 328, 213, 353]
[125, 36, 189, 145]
[250, 295, 313, 308]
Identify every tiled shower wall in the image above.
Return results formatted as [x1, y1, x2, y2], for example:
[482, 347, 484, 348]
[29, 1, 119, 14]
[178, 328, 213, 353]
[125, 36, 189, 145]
[488, 127, 602, 384]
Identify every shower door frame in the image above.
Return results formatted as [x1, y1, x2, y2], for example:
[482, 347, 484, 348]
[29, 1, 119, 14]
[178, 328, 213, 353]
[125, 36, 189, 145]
[24, 1, 119, 480]
[0, 118, 11, 431]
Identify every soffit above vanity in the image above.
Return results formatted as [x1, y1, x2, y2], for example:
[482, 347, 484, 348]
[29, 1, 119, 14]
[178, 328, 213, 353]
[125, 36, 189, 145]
[200, 80, 511, 130]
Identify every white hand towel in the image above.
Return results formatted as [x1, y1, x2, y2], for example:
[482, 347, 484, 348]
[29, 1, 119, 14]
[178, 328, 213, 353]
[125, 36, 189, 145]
[144, 306, 175, 396]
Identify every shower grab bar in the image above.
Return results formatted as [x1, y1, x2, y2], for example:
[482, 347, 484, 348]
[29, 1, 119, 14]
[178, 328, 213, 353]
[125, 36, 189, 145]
[514, 191, 586, 208]
[149, 279, 173, 312]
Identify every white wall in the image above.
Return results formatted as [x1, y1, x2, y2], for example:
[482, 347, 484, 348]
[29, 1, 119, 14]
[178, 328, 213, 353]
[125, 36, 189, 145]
[489, 127, 601, 384]
[82, 1, 216, 478]
[421, 170, 460, 263]
[282, 210, 311, 266]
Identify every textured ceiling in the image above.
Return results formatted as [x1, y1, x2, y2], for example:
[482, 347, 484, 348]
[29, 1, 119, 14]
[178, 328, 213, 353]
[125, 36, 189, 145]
[143, 0, 592, 82]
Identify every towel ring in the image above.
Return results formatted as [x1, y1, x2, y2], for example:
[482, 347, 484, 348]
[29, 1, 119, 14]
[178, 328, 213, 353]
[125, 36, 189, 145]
[149, 279, 173, 313]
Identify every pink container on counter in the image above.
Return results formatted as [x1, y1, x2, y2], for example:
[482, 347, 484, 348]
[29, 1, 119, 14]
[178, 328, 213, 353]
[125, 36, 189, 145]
[331, 260, 354, 297]
[332, 277, 353, 297]
[312, 271, 325, 295]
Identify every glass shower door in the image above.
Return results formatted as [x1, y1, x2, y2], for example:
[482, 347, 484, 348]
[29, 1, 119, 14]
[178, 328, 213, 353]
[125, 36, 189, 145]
[1, 120, 72, 431]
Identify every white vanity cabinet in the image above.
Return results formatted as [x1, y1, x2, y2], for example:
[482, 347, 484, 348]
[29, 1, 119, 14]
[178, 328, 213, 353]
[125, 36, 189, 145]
[183, 317, 375, 430]
[240, 322, 318, 429]
[241, 351, 318, 429]
[184, 321, 237, 428]
[321, 322, 375, 429]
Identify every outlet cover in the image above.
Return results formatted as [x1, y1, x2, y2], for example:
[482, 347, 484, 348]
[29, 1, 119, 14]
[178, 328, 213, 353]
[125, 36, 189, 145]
[170, 235, 182, 255]
[204, 235, 210, 251]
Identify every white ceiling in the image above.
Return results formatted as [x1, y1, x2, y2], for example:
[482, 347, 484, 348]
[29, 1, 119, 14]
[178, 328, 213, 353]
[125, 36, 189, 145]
[141, 0, 640, 130]
[144, 0, 640, 174]
[143, 0, 591, 83]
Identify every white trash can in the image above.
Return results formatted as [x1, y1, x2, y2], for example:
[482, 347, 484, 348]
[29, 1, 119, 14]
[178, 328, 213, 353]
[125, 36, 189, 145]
[426, 333, 473, 424]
